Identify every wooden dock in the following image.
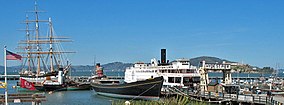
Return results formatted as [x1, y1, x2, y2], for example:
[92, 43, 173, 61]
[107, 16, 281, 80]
[0, 75, 20, 80]
[0, 93, 46, 104]
[162, 86, 274, 105]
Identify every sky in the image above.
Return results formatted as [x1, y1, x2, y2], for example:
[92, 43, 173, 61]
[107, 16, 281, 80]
[0, 0, 284, 68]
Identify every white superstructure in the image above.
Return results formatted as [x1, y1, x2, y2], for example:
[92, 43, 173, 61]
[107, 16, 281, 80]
[124, 49, 200, 89]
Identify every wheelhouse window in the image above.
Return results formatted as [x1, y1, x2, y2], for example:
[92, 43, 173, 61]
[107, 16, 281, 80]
[168, 77, 181, 83]
[168, 77, 174, 83]
[183, 77, 192, 83]
[186, 69, 195, 73]
[192, 77, 200, 83]
[175, 77, 181, 83]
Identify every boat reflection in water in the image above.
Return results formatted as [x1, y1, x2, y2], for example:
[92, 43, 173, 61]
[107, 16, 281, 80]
[91, 76, 163, 100]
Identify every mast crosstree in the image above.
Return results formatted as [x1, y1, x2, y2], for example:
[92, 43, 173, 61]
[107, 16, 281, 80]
[17, 0, 74, 76]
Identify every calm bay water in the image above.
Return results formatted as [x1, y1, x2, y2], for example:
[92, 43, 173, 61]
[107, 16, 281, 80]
[42, 90, 114, 105]
[0, 70, 125, 105]
[0, 80, 121, 105]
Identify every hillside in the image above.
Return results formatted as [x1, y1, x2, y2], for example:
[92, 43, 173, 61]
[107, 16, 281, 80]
[70, 62, 133, 72]
[189, 56, 234, 66]
[101, 62, 133, 71]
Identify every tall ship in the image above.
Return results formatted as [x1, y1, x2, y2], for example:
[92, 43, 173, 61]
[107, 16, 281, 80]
[124, 49, 200, 91]
[16, 1, 74, 91]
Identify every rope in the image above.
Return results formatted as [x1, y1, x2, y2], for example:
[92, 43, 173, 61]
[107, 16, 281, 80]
[167, 87, 187, 96]
[129, 84, 158, 101]
[173, 87, 187, 96]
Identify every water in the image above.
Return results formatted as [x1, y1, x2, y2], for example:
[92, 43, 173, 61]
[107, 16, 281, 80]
[0, 80, 121, 105]
[1, 70, 125, 105]
[43, 91, 114, 105]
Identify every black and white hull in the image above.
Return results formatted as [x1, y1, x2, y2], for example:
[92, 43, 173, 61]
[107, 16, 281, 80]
[91, 76, 163, 100]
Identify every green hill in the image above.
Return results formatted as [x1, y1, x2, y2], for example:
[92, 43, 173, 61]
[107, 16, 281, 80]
[189, 56, 234, 66]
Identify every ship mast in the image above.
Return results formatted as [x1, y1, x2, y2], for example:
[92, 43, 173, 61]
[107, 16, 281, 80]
[25, 15, 32, 72]
[18, 0, 75, 75]
[34, 1, 41, 75]
[48, 17, 54, 72]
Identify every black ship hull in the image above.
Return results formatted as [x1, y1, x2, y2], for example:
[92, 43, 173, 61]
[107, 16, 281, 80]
[66, 83, 91, 91]
[35, 84, 67, 91]
[35, 83, 91, 91]
[91, 76, 163, 100]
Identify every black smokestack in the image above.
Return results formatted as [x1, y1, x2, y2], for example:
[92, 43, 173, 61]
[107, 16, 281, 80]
[96, 63, 101, 68]
[161, 49, 166, 64]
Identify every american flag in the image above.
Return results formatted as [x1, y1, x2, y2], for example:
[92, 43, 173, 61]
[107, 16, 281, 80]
[6, 50, 22, 60]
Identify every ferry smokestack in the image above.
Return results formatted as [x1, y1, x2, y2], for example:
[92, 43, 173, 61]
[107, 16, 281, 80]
[96, 63, 101, 68]
[161, 49, 166, 64]
[96, 63, 104, 77]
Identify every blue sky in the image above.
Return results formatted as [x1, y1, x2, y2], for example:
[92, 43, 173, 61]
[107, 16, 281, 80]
[0, 0, 284, 68]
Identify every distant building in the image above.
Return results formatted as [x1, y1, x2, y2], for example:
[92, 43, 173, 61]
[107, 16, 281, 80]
[223, 61, 245, 66]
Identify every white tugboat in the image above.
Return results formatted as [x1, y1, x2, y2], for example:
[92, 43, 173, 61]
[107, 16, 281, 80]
[124, 49, 200, 91]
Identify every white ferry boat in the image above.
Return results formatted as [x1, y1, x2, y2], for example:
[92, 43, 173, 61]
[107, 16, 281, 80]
[124, 49, 200, 90]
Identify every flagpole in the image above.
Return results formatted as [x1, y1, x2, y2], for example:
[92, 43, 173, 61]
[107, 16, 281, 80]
[4, 46, 8, 105]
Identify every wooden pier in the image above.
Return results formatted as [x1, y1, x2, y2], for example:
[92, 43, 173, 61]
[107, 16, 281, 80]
[0, 93, 46, 105]
[162, 86, 279, 105]
[0, 75, 20, 80]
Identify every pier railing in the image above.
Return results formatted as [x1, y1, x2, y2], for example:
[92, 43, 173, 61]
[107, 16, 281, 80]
[164, 86, 273, 104]
[0, 93, 46, 104]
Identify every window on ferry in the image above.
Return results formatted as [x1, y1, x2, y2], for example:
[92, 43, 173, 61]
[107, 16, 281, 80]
[182, 63, 188, 65]
[183, 77, 192, 83]
[175, 77, 181, 83]
[180, 69, 185, 73]
[186, 69, 194, 73]
[175, 70, 179, 73]
[193, 77, 200, 82]
[168, 77, 175, 83]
